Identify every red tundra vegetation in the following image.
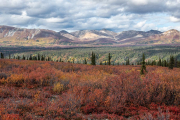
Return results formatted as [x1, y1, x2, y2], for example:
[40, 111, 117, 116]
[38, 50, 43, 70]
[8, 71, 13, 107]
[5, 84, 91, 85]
[0, 59, 180, 119]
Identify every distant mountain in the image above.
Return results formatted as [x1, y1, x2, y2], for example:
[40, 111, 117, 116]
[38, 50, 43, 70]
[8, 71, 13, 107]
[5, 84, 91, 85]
[0, 25, 73, 46]
[70, 30, 112, 41]
[115, 30, 162, 41]
[59, 30, 78, 41]
[0, 25, 180, 47]
[140, 29, 180, 44]
[100, 29, 117, 37]
[0, 25, 72, 41]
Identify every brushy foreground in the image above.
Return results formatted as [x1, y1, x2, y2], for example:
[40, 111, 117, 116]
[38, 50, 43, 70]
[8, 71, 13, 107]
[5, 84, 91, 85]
[0, 59, 180, 119]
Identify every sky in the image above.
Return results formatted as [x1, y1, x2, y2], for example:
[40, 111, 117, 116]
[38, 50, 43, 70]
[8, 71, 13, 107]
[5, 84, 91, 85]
[0, 0, 180, 33]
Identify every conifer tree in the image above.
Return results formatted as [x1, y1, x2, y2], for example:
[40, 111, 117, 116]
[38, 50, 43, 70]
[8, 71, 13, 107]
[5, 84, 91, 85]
[108, 53, 112, 65]
[59, 58, 61, 62]
[158, 58, 162, 66]
[84, 58, 87, 64]
[22, 55, 25, 60]
[0, 53, 4, 59]
[41, 55, 44, 61]
[37, 53, 40, 60]
[126, 58, 130, 65]
[34, 56, 37, 60]
[164, 60, 167, 67]
[47, 56, 51, 61]
[29, 55, 32, 60]
[100, 61, 102, 65]
[91, 52, 96, 65]
[17, 56, 20, 60]
[169, 55, 174, 69]
[9, 54, 10, 59]
[140, 53, 147, 75]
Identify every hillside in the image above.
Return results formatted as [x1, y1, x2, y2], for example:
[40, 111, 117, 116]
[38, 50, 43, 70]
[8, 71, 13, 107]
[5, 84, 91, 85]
[1, 25, 180, 47]
[0, 59, 180, 119]
[0, 25, 72, 47]
[139, 29, 180, 44]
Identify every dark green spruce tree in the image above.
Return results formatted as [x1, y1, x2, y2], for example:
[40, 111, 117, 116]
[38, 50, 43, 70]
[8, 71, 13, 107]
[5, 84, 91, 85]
[140, 53, 147, 75]
[22, 55, 25, 60]
[29, 55, 32, 60]
[108, 53, 112, 65]
[84, 58, 87, 64]
[164, 60, 167, 67]
[17, 56, 20, 60]
[34, 56, 37, 60]
[47, 56, 51, 61]
[126, 58, 130, 65]
[0, 53, 4, 59]
[37, 53, 40, 60]
[169, 55, 174, 69]
[91, 52, 96, 65]
[158, 58, 162, 66]
[41, 55, 45, 61]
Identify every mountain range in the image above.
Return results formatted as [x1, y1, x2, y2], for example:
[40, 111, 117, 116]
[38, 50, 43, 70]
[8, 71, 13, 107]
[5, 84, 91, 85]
[0, 25, 180, 47]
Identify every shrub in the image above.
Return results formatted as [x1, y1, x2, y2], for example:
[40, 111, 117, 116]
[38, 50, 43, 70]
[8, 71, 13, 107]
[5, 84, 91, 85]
[0, 72, 7, 79]
[7, 74, 24, 87]
[53, 82, 64, 94]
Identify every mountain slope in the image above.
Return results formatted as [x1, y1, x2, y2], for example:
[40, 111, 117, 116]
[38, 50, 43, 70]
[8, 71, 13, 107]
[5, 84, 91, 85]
[0, 25, 72, 46]
[115, 30, 162, 40]
[0, 25, 180, 47]
[139, 29, 180, 44]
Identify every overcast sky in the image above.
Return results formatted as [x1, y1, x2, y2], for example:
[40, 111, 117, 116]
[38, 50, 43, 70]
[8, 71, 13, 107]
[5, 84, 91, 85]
[0, 0, 180, 32]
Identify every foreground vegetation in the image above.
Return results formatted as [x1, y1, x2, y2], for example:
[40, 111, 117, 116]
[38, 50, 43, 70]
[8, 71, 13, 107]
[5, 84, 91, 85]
[0, 59, 180, 119]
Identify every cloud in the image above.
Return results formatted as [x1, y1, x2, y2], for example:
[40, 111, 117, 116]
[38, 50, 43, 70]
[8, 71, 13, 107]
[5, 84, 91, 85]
[46, 18, 65, 23]
[170, 16, 180, 22]
[134, 20, 147, 28]
[130, 0, 149, 5]
[0, 0, 180, 32]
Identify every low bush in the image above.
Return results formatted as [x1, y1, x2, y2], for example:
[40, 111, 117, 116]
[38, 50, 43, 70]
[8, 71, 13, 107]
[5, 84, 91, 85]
[53, 82, 64, 94]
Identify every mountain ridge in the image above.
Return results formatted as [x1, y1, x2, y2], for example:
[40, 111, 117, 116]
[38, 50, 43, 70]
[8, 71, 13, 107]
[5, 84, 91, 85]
[0, 25, 180, 47]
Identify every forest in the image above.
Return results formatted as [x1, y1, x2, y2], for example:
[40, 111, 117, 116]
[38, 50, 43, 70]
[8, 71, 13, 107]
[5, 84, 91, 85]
[1, 45, 180, 65]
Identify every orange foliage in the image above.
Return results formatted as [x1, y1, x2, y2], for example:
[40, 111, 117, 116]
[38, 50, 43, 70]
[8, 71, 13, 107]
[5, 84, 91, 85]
[1, 59, 180, 119]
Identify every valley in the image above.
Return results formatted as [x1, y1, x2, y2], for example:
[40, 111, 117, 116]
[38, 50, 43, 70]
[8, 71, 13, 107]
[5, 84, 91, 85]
[1, 25, 180, 119]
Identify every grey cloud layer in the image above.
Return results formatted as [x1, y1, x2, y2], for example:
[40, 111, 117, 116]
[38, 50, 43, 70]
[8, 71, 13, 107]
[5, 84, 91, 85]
[0, 0, 180, 32]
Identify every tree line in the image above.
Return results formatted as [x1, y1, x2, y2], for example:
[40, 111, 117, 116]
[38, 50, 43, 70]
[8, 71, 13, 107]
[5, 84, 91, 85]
[0, 52, 177, 69]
